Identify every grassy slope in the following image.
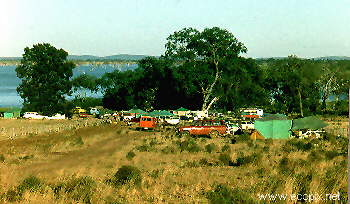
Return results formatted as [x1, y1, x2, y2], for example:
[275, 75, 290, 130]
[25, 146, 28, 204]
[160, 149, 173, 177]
[0, 122, 348, 203]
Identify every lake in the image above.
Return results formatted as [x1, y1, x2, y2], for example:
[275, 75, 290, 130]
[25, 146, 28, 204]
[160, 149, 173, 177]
[0, 64, 137, 107]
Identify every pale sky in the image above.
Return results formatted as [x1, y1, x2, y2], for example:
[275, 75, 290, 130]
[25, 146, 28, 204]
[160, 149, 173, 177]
[0, 0, 349, 58]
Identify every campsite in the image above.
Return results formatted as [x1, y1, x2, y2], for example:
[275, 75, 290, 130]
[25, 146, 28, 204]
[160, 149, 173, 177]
[0, 107, 348, 203]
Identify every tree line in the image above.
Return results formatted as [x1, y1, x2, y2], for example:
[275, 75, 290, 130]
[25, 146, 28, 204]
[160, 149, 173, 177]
[16, 27, 350, 117]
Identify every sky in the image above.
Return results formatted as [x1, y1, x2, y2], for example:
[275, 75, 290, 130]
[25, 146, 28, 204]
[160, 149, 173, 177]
[0, 0, 349, 58]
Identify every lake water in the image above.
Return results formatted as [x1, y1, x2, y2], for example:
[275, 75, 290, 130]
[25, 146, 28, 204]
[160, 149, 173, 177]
[0, 64, 137, 107]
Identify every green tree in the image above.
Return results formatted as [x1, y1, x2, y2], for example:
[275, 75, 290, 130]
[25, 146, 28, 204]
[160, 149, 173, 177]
[16, 43, 75, 116]
[165, 27, 247, 111]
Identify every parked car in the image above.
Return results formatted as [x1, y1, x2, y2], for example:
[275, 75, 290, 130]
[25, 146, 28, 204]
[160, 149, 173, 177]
[47, 113, 65, 120]
[298, 130, 325, 138]
[178, 120, 228, 138]
[90, 108, 100, 115]
[164, 116, 180, 125]
[23, 112, 47, 119]
[73, 107, 86, 114]
[138, 116, 158, 130]
[226, 123, 241, 134]
[241, 121, 254, 130]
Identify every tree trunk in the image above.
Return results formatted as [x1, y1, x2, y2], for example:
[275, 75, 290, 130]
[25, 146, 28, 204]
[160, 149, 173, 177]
[204, 96, 219, 113]
[201, 61, 220, 111]
[297, 87, 304, 117]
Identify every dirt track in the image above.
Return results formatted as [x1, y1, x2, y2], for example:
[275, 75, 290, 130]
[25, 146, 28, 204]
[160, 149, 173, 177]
[0, 124, 153, 187]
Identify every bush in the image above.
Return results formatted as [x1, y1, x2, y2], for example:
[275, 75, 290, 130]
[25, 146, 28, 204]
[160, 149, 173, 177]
[205, 143, 217, 153]
[278, 157, 295, 176]
[17, 176, 43, 193]
[0, 154, 5, 162]
[218, 153, 233, 166]
[264, 138, 273, 145]
[161, 145, 177, 154]
[206, 184, 255, 203]
[112, 165, 142, 186]
[149, 169, 164, 179]
[308, 150, 324, 162]
[235, 133, 251, 142]
[136, 144, 155, 152]
[175, 139, 201, 153]
[221, 144, 231, 152]
[282, 139, 313, 152]
[6, 176, 43, 202]
[71, 136, 84, 146]
[126, 151, 136, 160]
[63, 176, 96, 204]
[234, 152, 262, 166]
[324, 150, 339, 160]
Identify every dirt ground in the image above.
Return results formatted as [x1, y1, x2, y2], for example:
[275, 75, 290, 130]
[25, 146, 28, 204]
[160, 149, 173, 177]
[0, 118, 105, 141]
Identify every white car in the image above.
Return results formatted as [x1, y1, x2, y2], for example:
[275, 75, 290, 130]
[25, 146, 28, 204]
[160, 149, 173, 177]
[241, 121, 254, 130]
[23, 112, 47, 119]
[165, 116, 180, 125]
[300, 130, 325, 139]
[226, 123, 241, 134]
[47, 113, 66, 120]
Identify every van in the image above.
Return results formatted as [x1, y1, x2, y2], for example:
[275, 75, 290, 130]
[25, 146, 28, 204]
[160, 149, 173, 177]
[139, 116, 157, 130]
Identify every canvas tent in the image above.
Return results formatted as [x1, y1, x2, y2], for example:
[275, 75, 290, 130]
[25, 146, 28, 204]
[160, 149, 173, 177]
[254, 114, 292, 139]
[146, 110, 174, 117]
[0, 107, 21, 119]
[125, 108, 147, 117]
[174, 107, 190, 116]
[291, 116, 328, 130]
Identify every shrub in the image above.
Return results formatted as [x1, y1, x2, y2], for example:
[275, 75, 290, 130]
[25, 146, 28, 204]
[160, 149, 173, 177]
[308, 150, 324, 162]
[19, 155, 34, 161]
[206, 184, 255, 203]
[112, 165, 142, 186]
[71, 136, 84, 146]
[136, 144, 155, 152]
[63, 176, 96, 204]
[126, 151, 136, 160]
[0, 154, 5, 162]
[278, 157, 295, 176]
[5, 189, 22, 202]
[235, 133, 251, 143]
[6, 176, 43, 202]
[149, 169, 164, 179]
[294, 172, 313, 201]
[282, 139, 313, 152]
[175, 139, 201, 153]
[218, 153, 233, 166]
[205, 143, 217, 153]
[324, 150, 339, 160]
[221, 144, 231, 152]
[264, 138, 273, 145]
[161, 145, 177, 154]
[234, 152, 262, 166]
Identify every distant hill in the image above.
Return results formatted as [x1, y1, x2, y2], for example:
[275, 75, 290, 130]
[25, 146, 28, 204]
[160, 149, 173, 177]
[0, 54, 155, 62]
[256, 56, 350, 61]
[311, 56, 350, 60]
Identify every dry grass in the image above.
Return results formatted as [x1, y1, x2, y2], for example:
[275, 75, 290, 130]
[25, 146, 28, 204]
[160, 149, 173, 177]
[0, 120, 348, 203]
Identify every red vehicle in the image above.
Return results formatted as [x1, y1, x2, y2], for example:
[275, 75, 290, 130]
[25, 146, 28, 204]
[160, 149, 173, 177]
[178, 120, 228, 138]
[139, 116, 157, 130]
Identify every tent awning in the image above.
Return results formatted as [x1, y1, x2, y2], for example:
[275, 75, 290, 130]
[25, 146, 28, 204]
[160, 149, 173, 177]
[291, 116, 328, 130]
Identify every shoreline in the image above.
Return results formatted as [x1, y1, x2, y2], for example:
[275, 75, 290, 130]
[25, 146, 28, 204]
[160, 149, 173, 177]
[0, 61, 138, 66]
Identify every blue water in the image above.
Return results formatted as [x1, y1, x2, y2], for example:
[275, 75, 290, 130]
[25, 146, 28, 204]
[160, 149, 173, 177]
[0, 64, 137, 107]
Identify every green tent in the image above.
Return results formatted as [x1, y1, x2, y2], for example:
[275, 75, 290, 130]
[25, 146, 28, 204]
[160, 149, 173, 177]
[126, 108, 147, 114]
[291, 116, 328, 130]
[255, 116, 292, 139]
[175, 107, 189, 111]
[146, 110, 174, 117]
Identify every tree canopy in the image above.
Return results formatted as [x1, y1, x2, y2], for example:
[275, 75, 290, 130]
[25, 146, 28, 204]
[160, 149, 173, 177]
[16, 43, 75, 115]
